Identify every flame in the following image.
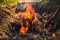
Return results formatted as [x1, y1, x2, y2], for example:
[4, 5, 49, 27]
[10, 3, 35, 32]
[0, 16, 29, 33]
[32, 16, 38, 24]
[15, 2, 37, 19]
[20, 26, 29, 34]
[19, 20, 29, 33]
[14, 0, 38, 34]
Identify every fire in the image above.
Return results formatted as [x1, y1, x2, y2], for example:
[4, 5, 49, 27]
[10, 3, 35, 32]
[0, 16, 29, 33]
[14, 1, 38, 34]
[20, 26, 29, 33]
[20, 20, 29, 33]
[32, 16, 38, 24]
[15, 2, 37, 19]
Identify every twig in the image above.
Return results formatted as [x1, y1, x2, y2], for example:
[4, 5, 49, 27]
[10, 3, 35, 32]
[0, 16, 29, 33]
[48, 8, 59, 22]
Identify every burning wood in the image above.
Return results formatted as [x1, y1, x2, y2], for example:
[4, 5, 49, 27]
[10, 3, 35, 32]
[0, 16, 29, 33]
[14, 1, 41, 34]
[12, 1, 59, 35]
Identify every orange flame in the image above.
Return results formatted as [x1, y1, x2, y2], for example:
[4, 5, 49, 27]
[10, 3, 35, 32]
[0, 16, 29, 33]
[19, 20, 29, 33]
[20, 26, 29, 34]
[20, 2, 37, 33]
[14, 1, 38, 34]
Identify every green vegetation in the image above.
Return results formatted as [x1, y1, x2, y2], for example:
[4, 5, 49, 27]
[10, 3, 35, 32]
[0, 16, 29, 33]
[0, 0, 18, 6]
[0, 0, 60, 6]
[41, 0, 50, 5]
